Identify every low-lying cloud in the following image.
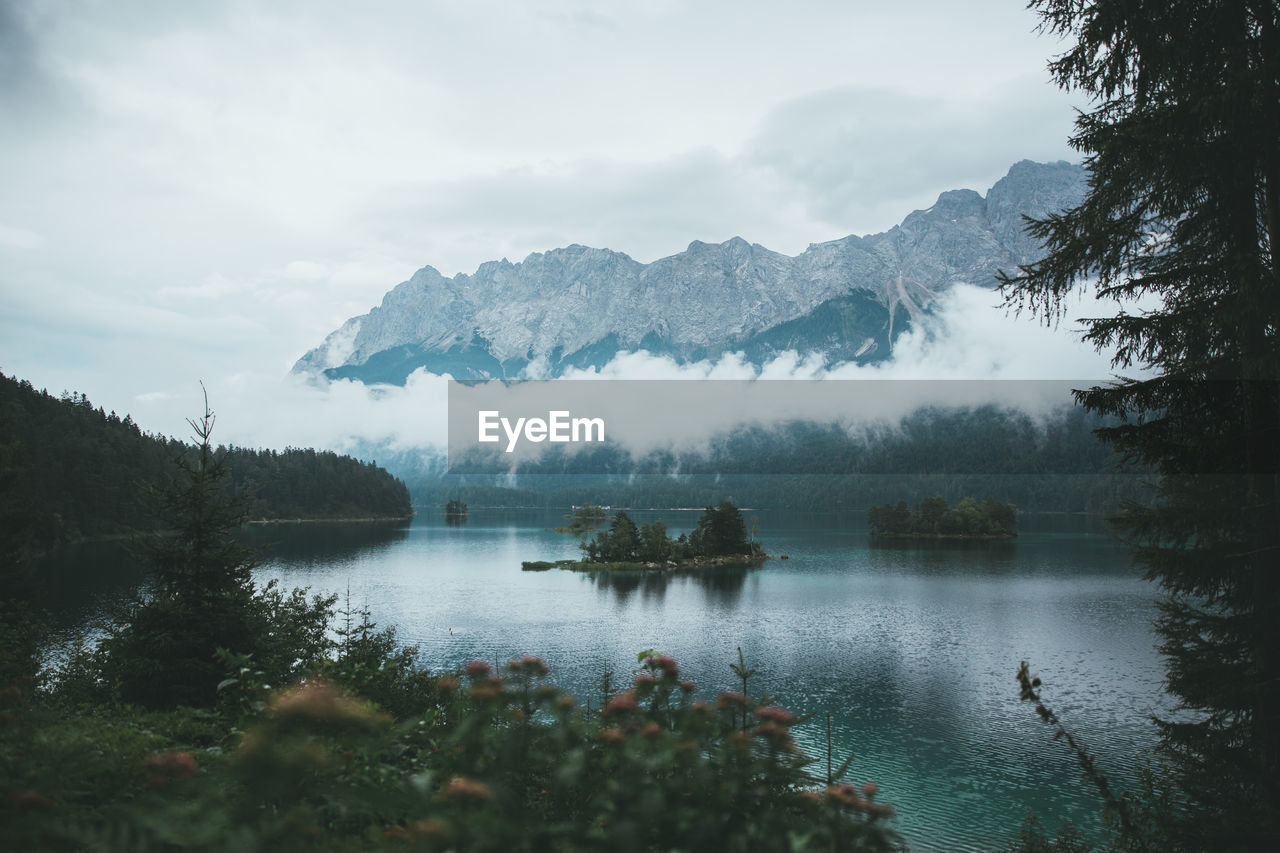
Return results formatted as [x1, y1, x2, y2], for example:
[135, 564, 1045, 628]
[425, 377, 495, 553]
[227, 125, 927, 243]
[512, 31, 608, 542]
[124, 282, 1123, 467]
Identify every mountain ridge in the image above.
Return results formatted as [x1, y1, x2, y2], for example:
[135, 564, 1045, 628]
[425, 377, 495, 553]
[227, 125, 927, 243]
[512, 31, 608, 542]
[294, 159, 1086, 383]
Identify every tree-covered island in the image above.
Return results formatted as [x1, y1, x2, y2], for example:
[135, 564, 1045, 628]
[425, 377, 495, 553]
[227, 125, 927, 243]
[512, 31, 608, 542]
[867, 496, 1017, 539]
[523, 500, 768, 571]
[548, 502, 608, 533]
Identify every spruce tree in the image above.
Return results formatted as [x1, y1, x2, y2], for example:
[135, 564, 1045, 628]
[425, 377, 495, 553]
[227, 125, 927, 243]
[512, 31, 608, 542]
[100, 391, 334, 708]
[693, 501, 751, 557]
[1000, 1, 1280, 847]
[100, 392, 259, 707]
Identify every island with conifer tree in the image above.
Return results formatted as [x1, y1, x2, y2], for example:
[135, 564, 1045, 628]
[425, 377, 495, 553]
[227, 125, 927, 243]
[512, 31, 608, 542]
[523, 501, 768, 571]
[549, 503, 608, 534]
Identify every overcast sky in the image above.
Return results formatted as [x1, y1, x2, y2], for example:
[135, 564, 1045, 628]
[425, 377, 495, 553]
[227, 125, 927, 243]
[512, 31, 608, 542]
[0, 0, 1109, 450]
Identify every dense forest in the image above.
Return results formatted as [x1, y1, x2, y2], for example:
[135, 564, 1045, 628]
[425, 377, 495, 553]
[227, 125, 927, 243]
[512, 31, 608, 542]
[408, 404, 1149, 514]
[413, 471, 1142, 517]
[448, 403, 1127, 477]
[0, 371, 411, 550]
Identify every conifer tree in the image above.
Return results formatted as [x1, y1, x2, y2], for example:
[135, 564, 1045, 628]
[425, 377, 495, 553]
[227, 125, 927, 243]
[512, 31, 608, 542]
[100, 390, 333, 708]
[692, 501, 752, 557]
[1000, 1, 1280, 846]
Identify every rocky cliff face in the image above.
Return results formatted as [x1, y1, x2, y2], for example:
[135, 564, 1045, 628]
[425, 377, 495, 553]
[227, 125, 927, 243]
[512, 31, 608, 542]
[294, 160, 1086, 383]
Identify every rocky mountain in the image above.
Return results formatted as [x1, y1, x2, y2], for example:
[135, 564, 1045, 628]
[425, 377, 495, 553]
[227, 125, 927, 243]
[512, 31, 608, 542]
[294, 160, 1086, 383]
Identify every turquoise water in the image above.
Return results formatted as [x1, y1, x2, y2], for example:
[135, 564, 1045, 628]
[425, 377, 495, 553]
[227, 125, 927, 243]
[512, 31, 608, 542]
[253, 510, 1164, 851]
[38, 510, 1165, 850]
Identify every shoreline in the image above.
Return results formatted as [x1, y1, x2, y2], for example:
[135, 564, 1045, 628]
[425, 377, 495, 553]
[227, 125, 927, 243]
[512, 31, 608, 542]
[27, 514, 415, 558]
[245, 515, 414, 526]
[869, 532, 1016, 541]
[522, 553, 770, 572]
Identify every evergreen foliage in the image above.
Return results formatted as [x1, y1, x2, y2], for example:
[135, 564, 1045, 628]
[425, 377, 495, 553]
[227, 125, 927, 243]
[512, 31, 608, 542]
[95, 394, 337, 709]
[0, 371, 411, 549]
[581, 502, 761, 564]
[418, 470, 1141, 517]
[0, 387, 47, 693]
[552, 503, 608, 533]
[410, 403, 1148, 515]
[581, 510, 645, 562]
[690, 500, 754, 556]
[867, 496, 1017, 537]
[999, 0, 1280, 846]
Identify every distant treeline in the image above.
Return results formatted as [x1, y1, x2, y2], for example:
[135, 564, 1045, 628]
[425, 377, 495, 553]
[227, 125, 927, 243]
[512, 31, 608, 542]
[412, 472, 1144, 516]
[449, 404, 1127, 477]
[0, 371, 411, 549]
[404, 404, 1149, 513]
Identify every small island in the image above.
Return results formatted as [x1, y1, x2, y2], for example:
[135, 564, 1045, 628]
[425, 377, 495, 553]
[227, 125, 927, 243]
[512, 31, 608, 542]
[524, 501, 768, 572]
[549, 503, 608, 534]
[444, 498, 468, 525]
[867, 496, 1017, 539]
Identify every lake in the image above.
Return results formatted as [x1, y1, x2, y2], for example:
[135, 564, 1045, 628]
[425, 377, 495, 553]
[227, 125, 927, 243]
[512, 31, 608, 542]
[39, 509, 1167, 851]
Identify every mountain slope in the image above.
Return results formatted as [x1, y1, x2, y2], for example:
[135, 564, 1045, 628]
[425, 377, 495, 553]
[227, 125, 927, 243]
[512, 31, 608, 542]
[295, 160, 1086, 383]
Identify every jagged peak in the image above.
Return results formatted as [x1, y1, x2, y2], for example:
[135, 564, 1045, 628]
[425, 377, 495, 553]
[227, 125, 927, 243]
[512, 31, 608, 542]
[293, 159, 1089, 381]
[684, 235, 756, 254]
[940, 189, 986, 218]
[407, 264, 445, 281]
[517, 243, 634, 266]
[1006, 158, 1077, 175]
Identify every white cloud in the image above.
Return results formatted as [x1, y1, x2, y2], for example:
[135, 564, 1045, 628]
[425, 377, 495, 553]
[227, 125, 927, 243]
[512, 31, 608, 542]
[18, 271, 1123, 483]
[745, 78, 1077, 237]
[854, 283, 1118, 380]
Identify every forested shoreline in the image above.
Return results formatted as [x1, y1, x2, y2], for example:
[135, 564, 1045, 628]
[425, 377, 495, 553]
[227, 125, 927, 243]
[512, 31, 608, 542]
[404, 404, 1150, 515]
[0, 371, 412, 551]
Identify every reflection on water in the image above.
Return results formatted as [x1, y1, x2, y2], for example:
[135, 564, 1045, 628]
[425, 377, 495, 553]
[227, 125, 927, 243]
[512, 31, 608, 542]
[237, 520, 409, 564]
[867, 536, 1019, 554]
[582, 566, 754, 607]
[31, 520, 411, 628]
[27, 539, 148, 631]
[866, 536, 1022, 576]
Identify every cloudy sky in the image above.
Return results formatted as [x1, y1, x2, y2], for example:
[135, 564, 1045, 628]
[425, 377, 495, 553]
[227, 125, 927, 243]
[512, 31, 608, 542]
[0, 0, 1110, 450]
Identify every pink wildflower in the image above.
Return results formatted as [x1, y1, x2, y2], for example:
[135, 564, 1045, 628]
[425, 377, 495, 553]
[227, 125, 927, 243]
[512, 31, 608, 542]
[437, 775, 492, 803]
[464, 660, 492, 678]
